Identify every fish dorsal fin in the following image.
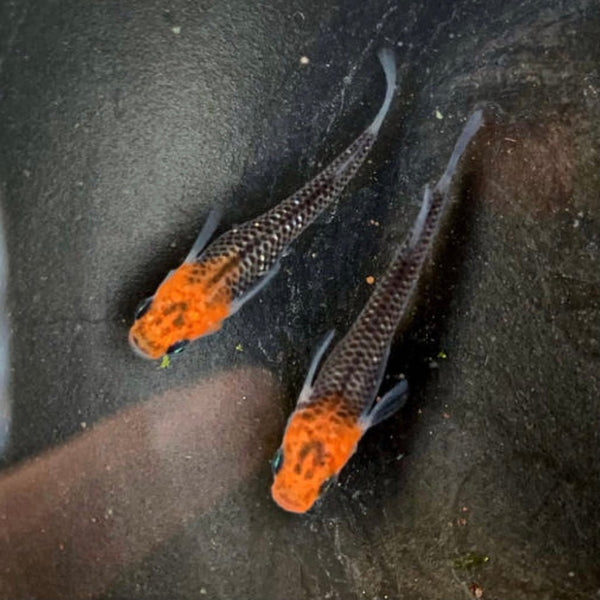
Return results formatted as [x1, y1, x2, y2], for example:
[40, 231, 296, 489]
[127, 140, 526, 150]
[297, 330, 336, 406]
[409, 184, 433, 249]
[361, 379, 409, 430]
[184, 207, 222, 263]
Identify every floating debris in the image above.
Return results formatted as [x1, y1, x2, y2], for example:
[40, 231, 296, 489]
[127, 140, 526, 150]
[159, 355, 171, 369]
[435, 109, 444, 120]
[299, 55, 310, 65]
[235, 343, 244, 352]
[366, 275, 375, 285]
[453, 553, 490, 570]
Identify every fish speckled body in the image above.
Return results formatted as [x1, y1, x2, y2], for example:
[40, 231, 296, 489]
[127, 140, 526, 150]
[271, 110, 484, 513]
[129, 49, 397, 360]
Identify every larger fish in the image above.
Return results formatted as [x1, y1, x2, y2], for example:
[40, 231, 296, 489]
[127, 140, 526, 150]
[271, 110, 484, 513]
[129, 50, 397, 359]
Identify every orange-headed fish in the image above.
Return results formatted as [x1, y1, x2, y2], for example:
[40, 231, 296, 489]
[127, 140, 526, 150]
[129, 50, 397, 359]
[271, 110, 484, 513]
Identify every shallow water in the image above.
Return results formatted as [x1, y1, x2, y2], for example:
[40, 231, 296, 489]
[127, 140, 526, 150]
[0, 0, 599, 598]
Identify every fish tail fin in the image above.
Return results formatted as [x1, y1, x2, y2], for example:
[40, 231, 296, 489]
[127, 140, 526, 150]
[435, 109, 484, 195]
[407, 109, 484, 252]
[367, 48, 397, 134]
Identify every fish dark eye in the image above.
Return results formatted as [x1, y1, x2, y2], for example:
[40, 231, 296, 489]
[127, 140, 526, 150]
[166, 339, 189, 355]
[134, 296, 153, 320]
[271, 447, 284, 475]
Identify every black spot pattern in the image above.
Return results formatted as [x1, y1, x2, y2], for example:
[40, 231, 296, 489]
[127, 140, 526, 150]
[198, 130, 376, 300]
[307, 187, 449, 417]
[295, 440, 326, 477]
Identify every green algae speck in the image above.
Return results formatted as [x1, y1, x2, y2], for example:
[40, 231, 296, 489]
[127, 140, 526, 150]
[453, 553, 490, 570]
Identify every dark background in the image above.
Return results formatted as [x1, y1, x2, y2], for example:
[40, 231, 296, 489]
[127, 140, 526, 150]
[1, 0, 599, 598]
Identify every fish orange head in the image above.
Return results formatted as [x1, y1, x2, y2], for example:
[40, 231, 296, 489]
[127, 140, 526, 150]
[270, 395, 363, 513]
[128, 259, 233, 360]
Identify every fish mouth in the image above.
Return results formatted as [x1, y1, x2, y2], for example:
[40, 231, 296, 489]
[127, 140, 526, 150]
[271, 484, 315, 514]
[128, 330, 158, 360]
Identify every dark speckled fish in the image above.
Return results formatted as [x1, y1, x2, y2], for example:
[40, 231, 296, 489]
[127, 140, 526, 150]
[271, 110, 484, 513]
[129, 49, 397, 360]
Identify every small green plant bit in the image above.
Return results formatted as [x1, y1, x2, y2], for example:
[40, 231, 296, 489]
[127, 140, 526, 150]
[159, 355, 171, 369]
[453, 553, 490, 570]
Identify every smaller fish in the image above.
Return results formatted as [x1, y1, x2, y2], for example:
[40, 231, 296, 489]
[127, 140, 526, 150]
[129, 49, 397, 360]
[271, 110, 484, 513]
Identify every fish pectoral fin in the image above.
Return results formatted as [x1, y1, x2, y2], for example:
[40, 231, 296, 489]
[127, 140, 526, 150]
[206, 321, 223, 334]
[297, 329, 336, 406]
[229, 261, 281, 315]
[184, 206, 223, 263]
[363, 379, 409, 429]
[159, 269, 176, 286]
